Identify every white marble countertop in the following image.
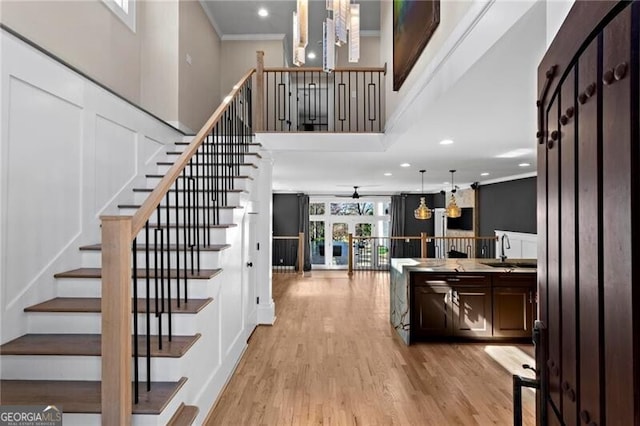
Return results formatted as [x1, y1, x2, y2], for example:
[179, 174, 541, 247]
[391, 258, 537, 275]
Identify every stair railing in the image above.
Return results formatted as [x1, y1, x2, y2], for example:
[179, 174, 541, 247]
[100, 68, 256, 425]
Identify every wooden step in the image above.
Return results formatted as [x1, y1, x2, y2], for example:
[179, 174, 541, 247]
[25, 298, 212, 314]
[54, 268, 221, 280]
[0, 378, 187, 414]
[167, 151, 262, 159]
[133, 187, 248, 193]
[117, 204, 241, 210]
[157, 161, 257, 168]
[175, 141, 261, 147]
[0, 334, 201, 357]
[167, 403, 199, 426]
[145, 173, 254, 180]
[79, 243, 231, 252]
[145, 223, 237, 230]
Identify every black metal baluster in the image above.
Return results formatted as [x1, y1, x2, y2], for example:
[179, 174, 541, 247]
[378, 71, 382, 132]
[132, 238, 139, 403]
[182, 169, 189, 302]
[356, 72, 359, 131]
[165, 192, 172, 341]
[348, 71, 352, 131]
[144, 222, 151, 392]
[174, 177, 181, 308]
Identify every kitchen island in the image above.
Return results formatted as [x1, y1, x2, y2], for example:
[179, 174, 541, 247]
[391, 258, 537, 344]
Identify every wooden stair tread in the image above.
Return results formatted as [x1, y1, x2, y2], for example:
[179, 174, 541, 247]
[133, 187, 248, 193]
[80, 243, 231, 252]
[54, 268, 221, 279]
[145, 173, 253, 180]
[0, 334, 201, 357]
[167, 403, 199, 426]
[25, 298, 213, 314]
[146, 223, 237, 229]
[175, 141, 260, 147]
[0, 378, 187, 414]
[118, 204, 241, 210]
[167, 151, 262, 159]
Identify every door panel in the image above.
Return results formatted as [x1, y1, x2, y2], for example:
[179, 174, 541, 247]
[493, 287, 533, 338]
[602, 7, 634, 425]
[577, 37, 601, 426]
[559, 67, 578, 426]
[546, 93, 562, 415]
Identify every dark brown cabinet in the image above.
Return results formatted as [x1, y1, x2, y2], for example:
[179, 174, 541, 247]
[493, 273, 536, 338]
[411, 272, 534, 341]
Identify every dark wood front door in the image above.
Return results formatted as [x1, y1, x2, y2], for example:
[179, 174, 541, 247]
[537, 1, 640, 425]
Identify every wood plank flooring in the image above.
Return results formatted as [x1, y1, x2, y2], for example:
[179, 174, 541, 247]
[206, 272, 536, 425]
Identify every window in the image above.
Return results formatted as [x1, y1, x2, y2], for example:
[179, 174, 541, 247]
[102, 0, 136, 32]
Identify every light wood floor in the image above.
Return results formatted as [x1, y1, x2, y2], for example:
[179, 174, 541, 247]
[206, 271, 536, 425]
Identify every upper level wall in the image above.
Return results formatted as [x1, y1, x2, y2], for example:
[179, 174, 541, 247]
[0, 0, 221, 133]
[336, 35, 381, 68]
[380, 0, 473, 122]
[220, 39, 285, 96]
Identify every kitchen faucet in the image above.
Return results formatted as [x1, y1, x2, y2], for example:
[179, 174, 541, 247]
[500, 234, 511, 262]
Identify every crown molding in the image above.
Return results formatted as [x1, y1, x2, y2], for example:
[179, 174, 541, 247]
[198, 0, 222, 39]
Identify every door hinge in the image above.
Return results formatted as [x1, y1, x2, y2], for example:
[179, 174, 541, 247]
[256, 242, 260, 250]
[256, 297, 260, 304]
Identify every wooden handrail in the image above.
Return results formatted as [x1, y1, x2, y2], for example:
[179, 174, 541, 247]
[130, 68, 256, 237]
[264, 66, 386, 73]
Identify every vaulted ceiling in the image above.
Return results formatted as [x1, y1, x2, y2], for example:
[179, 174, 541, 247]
[200, 0, 547, 196]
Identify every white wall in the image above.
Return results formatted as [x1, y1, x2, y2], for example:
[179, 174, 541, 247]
[546, 0, 575, 47]
[495, 230, 537, 260]
[0, 0, 222, 134]
[220, 38, 285, 96]
[0, 29, 182, 343]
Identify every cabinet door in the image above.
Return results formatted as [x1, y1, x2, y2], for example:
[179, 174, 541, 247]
[493, 286, 534, 338]
[412, 285, 453, 337]
[452, 286, 492, 337]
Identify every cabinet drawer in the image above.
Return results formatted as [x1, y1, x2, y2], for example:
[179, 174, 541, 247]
[492, 273, 536, 287]
[412, 273, 490, 286]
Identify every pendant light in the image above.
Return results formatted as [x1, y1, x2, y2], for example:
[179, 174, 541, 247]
[446, 169, 462, 218]
[414, 170, 432, 220]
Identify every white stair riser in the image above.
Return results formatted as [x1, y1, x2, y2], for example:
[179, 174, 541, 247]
[1, 355, 185, 381]
[118, 207, 236, 224]
[80, 248, 222, 270]
[134, 227, 234, 245]
[155, 163, 257, 177]
[144, 176, 251, 191]
[55, 278, 213, 299]
[132, 190, 243, 206]
[27, 312, 202, 335]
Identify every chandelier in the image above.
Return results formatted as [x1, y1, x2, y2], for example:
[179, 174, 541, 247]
[446, 169, 462, 218]
[293, 0, 360, 71]
[414, 170, 432, 220]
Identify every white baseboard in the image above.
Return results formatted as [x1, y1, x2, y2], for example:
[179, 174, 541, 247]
[257, 302, 276, 325]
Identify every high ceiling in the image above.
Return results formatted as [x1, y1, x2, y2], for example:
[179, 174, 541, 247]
[200, 0, 547, 196]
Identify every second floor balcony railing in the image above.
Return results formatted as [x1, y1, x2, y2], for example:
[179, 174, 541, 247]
[256, 53, 386, 133]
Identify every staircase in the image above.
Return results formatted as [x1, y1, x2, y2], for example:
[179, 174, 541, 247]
[0, 128, 262, 424]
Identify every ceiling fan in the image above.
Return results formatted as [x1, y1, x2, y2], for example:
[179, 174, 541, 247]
[335, 185, 386, 199]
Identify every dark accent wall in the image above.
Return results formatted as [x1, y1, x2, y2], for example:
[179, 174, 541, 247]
[273, 193, 300, 236]
[403, 193, 443, 237]
[478, 177, 536, 236]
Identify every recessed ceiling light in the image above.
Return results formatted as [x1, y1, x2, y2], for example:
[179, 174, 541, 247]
[481, 172, 490, 176]
[439, 139, 454, 145]
[443, 181, 450, 185]
[400, 163, 411, 168]
[307, 52, 316, 59]
[258, 8, 269, 17]
[519, 162, 531, 167]
[384, 172, 392, 176]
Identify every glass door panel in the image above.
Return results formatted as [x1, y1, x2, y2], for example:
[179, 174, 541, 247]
[332, 223, 349, 266]
[310, 221, 325, 265]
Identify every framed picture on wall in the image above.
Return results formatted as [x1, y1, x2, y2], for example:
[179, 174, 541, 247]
[393, 0, 440, 91]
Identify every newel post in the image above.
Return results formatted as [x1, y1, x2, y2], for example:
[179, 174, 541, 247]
[256, 51, 265, 132]
[420, 232, 428, 258]
[298, 232, 305, 275]
[101, 216, 133, 426]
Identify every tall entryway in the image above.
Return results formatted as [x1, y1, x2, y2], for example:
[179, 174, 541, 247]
[309, 197, 390, 269]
